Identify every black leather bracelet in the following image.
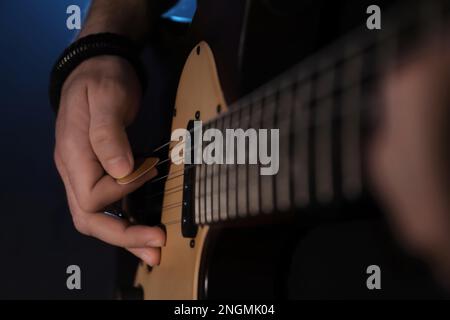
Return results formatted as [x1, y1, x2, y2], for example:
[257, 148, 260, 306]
[49, 32, 147, 113]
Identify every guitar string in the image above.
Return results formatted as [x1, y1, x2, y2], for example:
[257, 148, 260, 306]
[160, 202, 184, 211]
[145, 185, 184, 201]
[146, 0, 444, 159]
[154, 95, 368, 209]
[144, 58, 374, 190]
[138, 1, 445, 216]
[141, 93, 368, 209]
[146, 48, 379, 170]
[147, 85, 367, 209]
[145, 25, 383, 160]
[146, 86, 371, 181]
[148, 91, 376, 214]
[142, 23, 382, 206]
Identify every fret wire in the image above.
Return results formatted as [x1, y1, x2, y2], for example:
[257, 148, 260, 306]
[199, 150, 206, 225]
[208, 118, 217, 222]
[294, 77, 312, 207]
[228, 105, 242, 219]
[195, 152, 201, 224]
[254, 95, 263, 215]
[245, 100, 253, 216]
[212, 117, 222, 222]
[245, 101, 251, 217]
[271, 89, 280, 212]
[286, 81, 296, 201]
[204, 122, 212, 223]
[224, 113, 235, 219]
[188, 0, 446, 224]
[341, 50, 363, 199]
[308, 69, 318, 205]
[220, 114, 230, 221]
[260, 91, 275, 214]
[315, 63, 335, 203]
[266, 88, 280, 213]
[275, 78, 292, 211]
[287, 81, 297, 209]
[333, 59, 344, 200]
[236, 103, 247, 218]
[248, 96, 261, 216]
[235, 105, 243, 218]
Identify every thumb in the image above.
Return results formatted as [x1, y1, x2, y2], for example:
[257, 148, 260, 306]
[89, 112, 134, 179]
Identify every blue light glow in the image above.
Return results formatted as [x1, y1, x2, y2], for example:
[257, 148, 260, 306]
[162, 0, 197, 23]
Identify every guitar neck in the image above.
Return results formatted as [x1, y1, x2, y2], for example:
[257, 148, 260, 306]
[192, 1, 450, 225]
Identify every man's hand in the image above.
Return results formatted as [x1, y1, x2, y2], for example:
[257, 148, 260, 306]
[54, 56, 165, 266]
[370, 38, 450, 284]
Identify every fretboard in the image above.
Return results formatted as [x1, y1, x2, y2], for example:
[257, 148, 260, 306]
[191, 1, 450, 225]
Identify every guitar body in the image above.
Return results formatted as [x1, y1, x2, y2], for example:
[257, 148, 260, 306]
[130, 0, 450, 299]
[134, 41, 298, 299]
[135, 42, 226, 299]
[132, 3, 376, 299]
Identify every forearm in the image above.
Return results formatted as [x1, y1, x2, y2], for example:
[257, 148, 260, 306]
[78, 0, 156, 45]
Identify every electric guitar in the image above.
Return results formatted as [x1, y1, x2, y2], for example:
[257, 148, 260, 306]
[123, 1, 449, 299]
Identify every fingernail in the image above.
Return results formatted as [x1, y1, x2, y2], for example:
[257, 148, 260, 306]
[107, 156, 131, 178]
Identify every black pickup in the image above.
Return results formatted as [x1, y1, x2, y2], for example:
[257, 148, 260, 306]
[181, 120, 198, 238]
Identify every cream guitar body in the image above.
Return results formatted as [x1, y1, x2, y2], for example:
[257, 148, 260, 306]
[134, 42, 226, 299]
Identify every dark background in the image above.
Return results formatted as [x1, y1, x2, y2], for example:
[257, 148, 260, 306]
[0, 0, 117, 299]
[0, 0, 194, 300]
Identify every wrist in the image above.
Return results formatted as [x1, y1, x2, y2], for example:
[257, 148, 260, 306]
[49, 33, 147, 114]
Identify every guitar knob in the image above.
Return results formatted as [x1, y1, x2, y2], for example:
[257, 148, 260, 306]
[115, 286, 144, 300]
